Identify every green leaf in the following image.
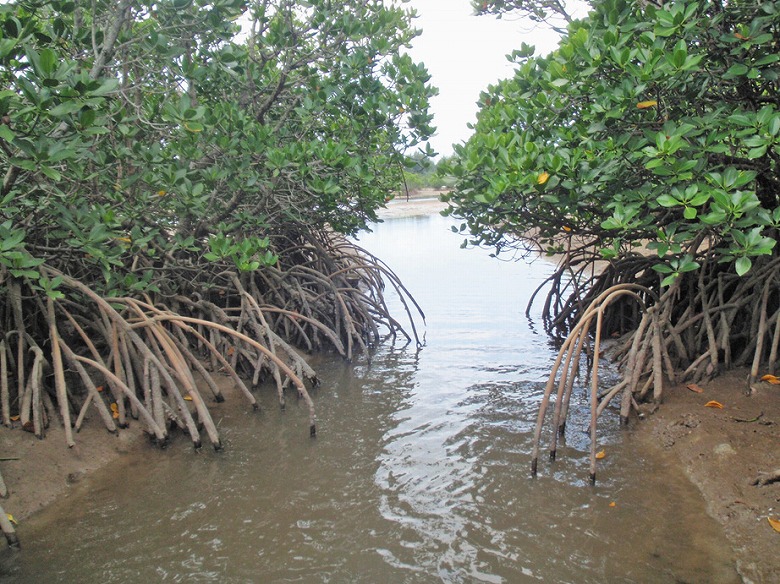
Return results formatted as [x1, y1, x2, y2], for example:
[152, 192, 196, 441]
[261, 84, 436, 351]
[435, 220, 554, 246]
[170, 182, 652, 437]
[724, 63, 748, 78]
[652, 263, 674, 274]
[49, 101, 83, 117]
[661, 273, 679, 287]
[39, 48, 57, 77]
[40, 166, 62, 181]
[0, 229, 25, 251]
[735, 256, 751, 276]
[88, 78, 119, 97]
[657, 194, 679, 207]
[0, 125, 15, 142]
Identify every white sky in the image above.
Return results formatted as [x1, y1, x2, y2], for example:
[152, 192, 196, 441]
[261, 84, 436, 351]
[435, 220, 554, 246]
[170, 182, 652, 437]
[404, 0, 578, 157]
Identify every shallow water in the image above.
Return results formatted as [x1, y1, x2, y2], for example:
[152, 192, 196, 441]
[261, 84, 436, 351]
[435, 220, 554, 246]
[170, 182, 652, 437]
[0, 213, 740, 583]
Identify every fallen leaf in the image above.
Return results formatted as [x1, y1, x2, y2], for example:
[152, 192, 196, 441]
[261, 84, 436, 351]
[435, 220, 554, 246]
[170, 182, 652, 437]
[9, 415, 19, 422]
[637, 100, 658, 109]
[110, 402, 119, 419]
[760, 374, 780, 384]
[686, 383, 704, 393]
[537, 171, 550, 185]
[704, 400, 724, 409]
[768, 517, 780, 533]
[6, 514, 16, 525]
[95, 385, 104, 393]
[183, 395, 193, 401]
[595, 449, 606, 460]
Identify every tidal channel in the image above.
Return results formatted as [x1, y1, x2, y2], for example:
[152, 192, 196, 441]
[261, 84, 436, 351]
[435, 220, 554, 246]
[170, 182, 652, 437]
[0, 207, 739, 583]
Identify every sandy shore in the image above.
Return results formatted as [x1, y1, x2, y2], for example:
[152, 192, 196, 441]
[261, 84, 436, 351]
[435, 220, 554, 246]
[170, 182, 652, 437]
[377, 192, 448, 220]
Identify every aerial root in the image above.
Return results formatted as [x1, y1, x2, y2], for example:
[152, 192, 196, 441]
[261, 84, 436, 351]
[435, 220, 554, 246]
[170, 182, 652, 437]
[531, 283, 661, 484]
[530, 254, 780, 484]
[0, 232, 423, 451]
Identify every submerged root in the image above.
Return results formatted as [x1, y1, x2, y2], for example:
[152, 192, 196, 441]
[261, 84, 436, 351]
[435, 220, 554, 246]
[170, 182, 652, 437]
[530, 249, 780, 484]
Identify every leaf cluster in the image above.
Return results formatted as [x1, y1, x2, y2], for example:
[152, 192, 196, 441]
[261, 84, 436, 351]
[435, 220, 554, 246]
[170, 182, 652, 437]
[448, 0, 780, 283]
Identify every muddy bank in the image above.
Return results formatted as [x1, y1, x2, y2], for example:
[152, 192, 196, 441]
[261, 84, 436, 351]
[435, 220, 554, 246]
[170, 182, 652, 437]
[0, 415, 150, 522]
[636, 369, 780, 583]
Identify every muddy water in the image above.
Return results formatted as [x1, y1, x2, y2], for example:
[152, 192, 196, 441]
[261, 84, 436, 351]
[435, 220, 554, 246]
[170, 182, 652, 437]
[0, 212, 740, 583]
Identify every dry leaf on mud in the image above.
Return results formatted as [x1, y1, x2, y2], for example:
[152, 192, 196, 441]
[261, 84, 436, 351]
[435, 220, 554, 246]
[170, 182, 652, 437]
[609, 502, 616, 508]
[759, 374, 780, 384]
[595, 450, 606, 459]
[110, 402, 119, 419]
[768, 517, 780, 533]
[184, 395, 193, 401]
[704, 400, 724, 409]
[686, 383, 704, 393]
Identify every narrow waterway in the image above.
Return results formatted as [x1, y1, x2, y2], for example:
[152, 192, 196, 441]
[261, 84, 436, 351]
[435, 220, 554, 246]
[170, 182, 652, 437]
[0, 210, 739, 583]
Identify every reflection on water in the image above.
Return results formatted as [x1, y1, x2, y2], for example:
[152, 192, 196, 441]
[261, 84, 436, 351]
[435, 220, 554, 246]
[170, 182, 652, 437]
[0, 214, 739, 583]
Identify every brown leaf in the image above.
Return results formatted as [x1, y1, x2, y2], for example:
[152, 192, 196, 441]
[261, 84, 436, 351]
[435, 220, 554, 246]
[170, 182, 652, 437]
[768, 517, 780, 533]
[595, 449, 606, 460]
[609, 501, 617, 508]
[760, 374, 780, 385]
[686, 383, 704, 393]
[704, 400, 724, 409]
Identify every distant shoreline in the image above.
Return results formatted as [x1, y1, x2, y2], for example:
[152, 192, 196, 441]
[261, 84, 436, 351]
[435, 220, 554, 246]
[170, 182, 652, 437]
[377, 188, 448, 219]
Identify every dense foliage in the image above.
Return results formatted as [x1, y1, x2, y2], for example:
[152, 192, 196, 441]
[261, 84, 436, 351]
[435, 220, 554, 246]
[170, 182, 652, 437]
[0, 0, 434, 446]
[447, 0, 780, 405]
[1, 0, 435, 292]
